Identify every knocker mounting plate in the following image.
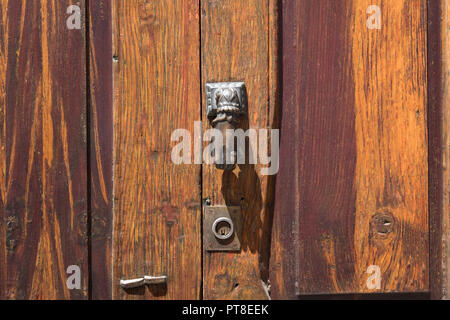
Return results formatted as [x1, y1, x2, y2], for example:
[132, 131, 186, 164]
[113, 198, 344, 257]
[206, 82, 247, 125]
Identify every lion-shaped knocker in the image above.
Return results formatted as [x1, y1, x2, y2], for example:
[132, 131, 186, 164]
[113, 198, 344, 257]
[205, 82, 247, 170]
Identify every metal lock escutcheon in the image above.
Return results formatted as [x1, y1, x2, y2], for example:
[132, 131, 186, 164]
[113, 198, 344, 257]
[204, 206, 242, 252]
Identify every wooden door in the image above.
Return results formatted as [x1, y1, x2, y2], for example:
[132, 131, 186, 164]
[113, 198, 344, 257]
[0, 0, 448, 300]
[108, 0, 279, 300]
[107, 0, 449, 299]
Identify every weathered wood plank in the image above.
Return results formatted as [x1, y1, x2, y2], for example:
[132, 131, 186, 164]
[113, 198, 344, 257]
[429, 0, 450, 300]
[112, 0, 201, 299]
[0, 0, 88, 299]
[443, 0, 450, 301]
[201, 0, 278, 300]
[428, 0, 445, 301]
[89, 0, 113, 300]
[270, 0, 428, 297]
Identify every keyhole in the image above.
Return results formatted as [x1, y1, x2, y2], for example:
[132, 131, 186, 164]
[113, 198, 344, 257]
[217, 221, 231, 236]
[212, 217, 234, 240]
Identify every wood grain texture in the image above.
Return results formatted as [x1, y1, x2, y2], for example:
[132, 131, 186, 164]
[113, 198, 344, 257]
[443, 0, 450, 300]
[0, 0, 88, 299]
[89, 0, 113, 300]
[112, 0, 201, 299]
[437, 0, 450, 300]
[428, 0, 446, 300]
[270, 0, 429, 297]
[201, 0, 278, 300]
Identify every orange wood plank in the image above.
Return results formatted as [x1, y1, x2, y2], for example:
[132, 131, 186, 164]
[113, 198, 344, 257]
[112, 0, 201, 299]
[201, 0, 279, 300]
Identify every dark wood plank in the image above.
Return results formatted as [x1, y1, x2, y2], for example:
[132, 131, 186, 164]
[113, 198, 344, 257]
[428, 0, 449, 301]
[428, 0, 444, 301]
[0, 0, 88, 299]
[443, 0, 450, 300]
[89, 0, 113, 300]
[201, 0, 279, 300]
[270, 0, 429, 297]
[112, 0, 201, 299]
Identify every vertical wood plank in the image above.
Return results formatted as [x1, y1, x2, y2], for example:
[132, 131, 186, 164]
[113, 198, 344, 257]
[0, 0, 88, 299]
[443, 0, 450, 300]
[428, 0, 444, 300]
[0, 0, 8, 300]
[89, 0, 113, 300]
[429, 0, 450, 300]
[270, 0, 428, 297]
[201, 0, 278, 300]
[112, 0, 201, 299]
[352, 0, 428, 294]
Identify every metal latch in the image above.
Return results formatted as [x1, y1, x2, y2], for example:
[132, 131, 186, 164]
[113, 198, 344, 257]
[120, 275, 167, 289]
[203, 206, 242, 251]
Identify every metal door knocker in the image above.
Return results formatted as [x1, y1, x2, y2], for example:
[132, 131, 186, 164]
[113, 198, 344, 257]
[206, 82, 247, 170]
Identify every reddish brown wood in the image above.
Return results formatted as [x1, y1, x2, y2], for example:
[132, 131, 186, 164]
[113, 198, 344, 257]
[270, 0, 357, 297]
[0, 0, 88, 299]
[428, 0, 443, 300]
[89, 0, 113, 300]
[271, 0, 429, 297]
[429, 0, 450, 300]
[442, 0, 450, 301]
